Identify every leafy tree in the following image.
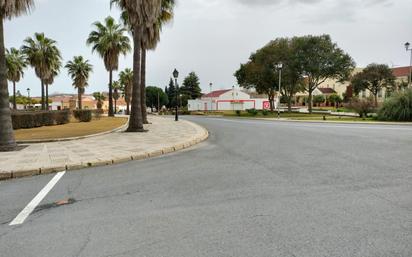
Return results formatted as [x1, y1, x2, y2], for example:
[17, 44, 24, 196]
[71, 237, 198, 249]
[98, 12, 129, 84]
[313, 95, 326, 107]
[181, 72, 202, 100]
[87, 16, 131, 117]
[22, 32, 62, 110]
[351, 63, 395, 107]
[292, 35, 355, 113]
[235, 37, 305, 112]
[6, 47, 27, 110]
[119, 68, 133, 114]
[146, 86, 168, 111]
[93, 92, 106, 110]
[65, 56, 93, 110]
[328, 93, 343, 108]
[166, 77, 176, 108]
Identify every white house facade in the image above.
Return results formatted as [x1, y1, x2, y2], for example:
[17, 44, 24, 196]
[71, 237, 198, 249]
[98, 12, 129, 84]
[188, 88, 275, 112]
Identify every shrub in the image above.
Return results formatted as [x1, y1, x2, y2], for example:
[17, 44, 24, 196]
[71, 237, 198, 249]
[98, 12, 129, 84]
[378, 89, 412, 121]
[246, 108, 259, 116]
[92, 109, 104, 120]
[235, 110, 241, 116]
[73, 110, 92, 122]
[11, 110, 70, 129]
[344, 97, 376, 118]
[262, 109, 270, 116]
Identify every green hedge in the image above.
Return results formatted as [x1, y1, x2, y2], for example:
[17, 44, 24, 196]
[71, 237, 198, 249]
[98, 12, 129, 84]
[378, 89, 412, 121]
[73, 110, 92, 122]
[12, 110, 70, 130]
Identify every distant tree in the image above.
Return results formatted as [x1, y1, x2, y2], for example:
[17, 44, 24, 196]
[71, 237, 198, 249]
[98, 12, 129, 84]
[6, 48, 27, 110]
[112, 81, 121, 113]
[292, 35, 355, 113]
[328, 93, 343, 108]
[65, 56, 93, 110]
[181, 72, 202, 100]
[119, 68, 133, 115]
[351, 63, 396, 107]
[146, 86, 168, 111]
[93, 92, 106, 110]
[166, 77, 176, 108]
[313, 95, 326, 107]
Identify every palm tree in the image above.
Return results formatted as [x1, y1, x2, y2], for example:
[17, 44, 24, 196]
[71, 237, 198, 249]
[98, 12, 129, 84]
[93, 92, 106, 110]
[119, 68, 133, 115]
[110, 0, 162, 132]
[87, 16, 131, 117]
[65, 56, 93, 110]
[6, 48, 27, 110]
[112, 0, 175, 125]
[0, 0, 34, 151]
[112, 80, 121, 114]
[44, 58, 61, 110]
[22, 33, 62, 110]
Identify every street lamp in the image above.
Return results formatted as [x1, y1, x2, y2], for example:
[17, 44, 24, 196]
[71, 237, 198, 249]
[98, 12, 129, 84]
[209, 82, 213, 112]
[27, 88, 31, 109]
[173, 68, 179, 121]
[275, 63, 283, 119]
[405, 42, 412, 88]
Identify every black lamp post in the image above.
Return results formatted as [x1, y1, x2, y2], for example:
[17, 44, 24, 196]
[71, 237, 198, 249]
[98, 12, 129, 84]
[173, 68, 179, 121]
[27, 88, 31, 109]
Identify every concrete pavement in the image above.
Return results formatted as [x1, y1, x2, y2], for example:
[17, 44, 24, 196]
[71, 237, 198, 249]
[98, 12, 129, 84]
[0, 117, 411, 257]
[0, 116, 208, 180]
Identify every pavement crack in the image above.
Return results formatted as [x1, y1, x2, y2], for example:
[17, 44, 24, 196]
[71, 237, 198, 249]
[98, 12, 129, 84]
[77, 189, 141, 203]
[73, 229, 92, 257]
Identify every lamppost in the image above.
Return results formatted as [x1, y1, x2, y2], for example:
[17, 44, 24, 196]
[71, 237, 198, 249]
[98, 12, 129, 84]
[276, 63, 283, 119]
[173, 68, 179, 121]
[27, 88, 31, 109]
[405, 42, 412, 88]
[209, 82, 213, 112]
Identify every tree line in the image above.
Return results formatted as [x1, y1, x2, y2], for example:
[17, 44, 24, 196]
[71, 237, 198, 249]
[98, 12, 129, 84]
[1, 0, 176, 151]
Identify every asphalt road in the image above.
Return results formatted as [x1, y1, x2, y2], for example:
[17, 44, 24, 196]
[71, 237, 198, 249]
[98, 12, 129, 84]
[1, 117, 412, 257]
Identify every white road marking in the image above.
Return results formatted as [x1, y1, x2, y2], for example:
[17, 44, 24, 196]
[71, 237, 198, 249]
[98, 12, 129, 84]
[207, 117, 412, 131]
[9, 171, 66, 226]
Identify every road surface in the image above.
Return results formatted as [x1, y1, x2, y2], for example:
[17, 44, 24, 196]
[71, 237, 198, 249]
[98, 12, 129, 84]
[1, 117, 411, 257]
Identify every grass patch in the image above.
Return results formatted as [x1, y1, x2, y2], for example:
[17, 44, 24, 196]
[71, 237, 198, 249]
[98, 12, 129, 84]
[15, 117, 128, 141]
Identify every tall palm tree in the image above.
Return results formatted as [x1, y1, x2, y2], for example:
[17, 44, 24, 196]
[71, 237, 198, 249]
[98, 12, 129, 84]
[44, 58, 61, 110]
[87, 16, 131, 117]
[6, 47, 27, 110]
[22, 33, 62, 110]
[65, 56, 93, 110]
[93, 92, 106, 110]
[110, 0, 162, 132]
[0, 0, 34, 151]
[119, 68, 133, 115]
[112, 0, 175, 125]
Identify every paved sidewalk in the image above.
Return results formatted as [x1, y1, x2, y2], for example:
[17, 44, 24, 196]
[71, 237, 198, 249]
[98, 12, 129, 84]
[0, 116, 208, 180]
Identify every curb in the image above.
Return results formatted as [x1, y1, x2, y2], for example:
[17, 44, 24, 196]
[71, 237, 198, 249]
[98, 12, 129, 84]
[16, 116, 130, 144]
[0, 120, 209, 181]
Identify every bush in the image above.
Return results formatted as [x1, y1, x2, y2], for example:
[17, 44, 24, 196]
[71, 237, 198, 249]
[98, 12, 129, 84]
[235, 110, 241, 116]
[344, 98, 376, 118]
[378, 89, 412, 121]
[262, 109, 270, 116]
[246, 108, 259, 116]
[12, 110, 70, 130]
[92, 109, 104, 120]
[73, 110, 92, 122]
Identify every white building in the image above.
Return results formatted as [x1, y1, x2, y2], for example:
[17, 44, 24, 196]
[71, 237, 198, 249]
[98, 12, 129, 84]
[188, 88, 274, 112]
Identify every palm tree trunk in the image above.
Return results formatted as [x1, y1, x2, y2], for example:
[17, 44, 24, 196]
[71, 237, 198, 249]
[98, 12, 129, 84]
[0, 17, 16, 151]
[141, 49, 149, 124]
[13, 81, 16, 110]
[114, 99, 117, 114]
[41, 80, 45, 110]
[45, 84, 49, 110]
[126, 101, 130, 115]
[127, 27, 145, 132]
[78, 88, 82, 110]
[108, 70, 114, 117]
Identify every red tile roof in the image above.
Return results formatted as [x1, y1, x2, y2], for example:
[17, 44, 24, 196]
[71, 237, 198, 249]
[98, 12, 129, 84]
[203, 89, 232, 98]
[392, 66, 411, 77]
[318, 88, 336, 94]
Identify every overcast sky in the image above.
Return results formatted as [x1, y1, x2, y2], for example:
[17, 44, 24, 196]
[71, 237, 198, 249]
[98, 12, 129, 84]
[5, 0, 412, 97]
